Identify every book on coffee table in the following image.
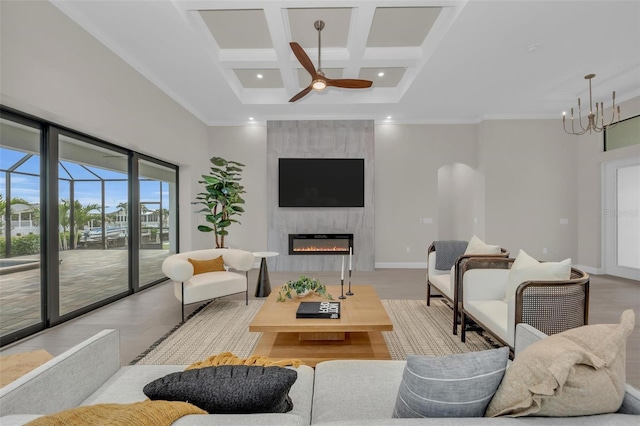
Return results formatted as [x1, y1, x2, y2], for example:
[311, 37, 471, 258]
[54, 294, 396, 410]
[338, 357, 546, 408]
[296, 302, 340, 319]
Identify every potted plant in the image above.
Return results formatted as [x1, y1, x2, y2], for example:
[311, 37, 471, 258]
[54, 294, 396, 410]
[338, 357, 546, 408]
[195, 156, 246, 248]
[277, 275, 334, 302]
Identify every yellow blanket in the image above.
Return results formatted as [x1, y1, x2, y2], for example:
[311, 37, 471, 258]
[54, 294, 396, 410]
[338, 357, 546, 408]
[26, 400, 206, 426]
[185, 351, 304, 370]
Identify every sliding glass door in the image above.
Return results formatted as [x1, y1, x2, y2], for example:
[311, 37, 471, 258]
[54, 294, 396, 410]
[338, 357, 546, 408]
[0, 107, 179, 346]
[139, 158, 177, 287]
[57, 134, 130, 317]
[0, 117, 44, 339]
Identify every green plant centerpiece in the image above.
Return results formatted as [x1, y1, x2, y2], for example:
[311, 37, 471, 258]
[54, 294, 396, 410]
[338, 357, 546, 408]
[195, 156, 246, 248]
[277, 276, 334, 302]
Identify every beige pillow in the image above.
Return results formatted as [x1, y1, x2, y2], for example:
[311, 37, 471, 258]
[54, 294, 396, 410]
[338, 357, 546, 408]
[486, 309, 635, 417]
[464, 235, 501, 255]
[504, 250, 570, 301]
[188, 256, 225, 275]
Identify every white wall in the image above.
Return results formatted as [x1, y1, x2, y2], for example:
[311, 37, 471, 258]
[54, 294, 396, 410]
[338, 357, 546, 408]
[199, 125, 268, 251]
[0, 0, 210, 251]
[3, 1, 638, 271]
[374, 124, 477, 266]
[478, 119, 579, 262]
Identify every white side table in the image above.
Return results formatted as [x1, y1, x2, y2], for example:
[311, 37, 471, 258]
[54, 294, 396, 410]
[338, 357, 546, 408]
[253, 251, 279, 297]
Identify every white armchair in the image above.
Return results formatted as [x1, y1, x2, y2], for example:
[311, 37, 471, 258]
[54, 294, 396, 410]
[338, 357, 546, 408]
[426, 242, 509, 335]
[459, 257, 589, 351]
[162, 249, 255, 321]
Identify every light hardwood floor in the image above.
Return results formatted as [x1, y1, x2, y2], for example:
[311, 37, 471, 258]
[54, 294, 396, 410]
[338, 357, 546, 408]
[1, 269, 638, 387]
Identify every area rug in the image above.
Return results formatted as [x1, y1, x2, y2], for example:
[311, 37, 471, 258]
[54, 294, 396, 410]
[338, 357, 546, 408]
[132, 299, 500, 365]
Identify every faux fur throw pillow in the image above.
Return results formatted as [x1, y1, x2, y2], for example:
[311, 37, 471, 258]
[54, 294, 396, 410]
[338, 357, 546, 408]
[26, 400, 205, 426]
[486, 309, 635, 417]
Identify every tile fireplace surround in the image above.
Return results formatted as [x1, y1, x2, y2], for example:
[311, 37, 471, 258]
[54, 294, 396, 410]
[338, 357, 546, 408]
[267, 120, 375, 271]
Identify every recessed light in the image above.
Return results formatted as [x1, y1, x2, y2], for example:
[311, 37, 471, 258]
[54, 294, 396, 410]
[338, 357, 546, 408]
[526, 43, 540, 53]
[257, 74, 263, 79]
[249, 117, 254, 121]
[386, 116, 392, 120]
[378, 72, 385, 77]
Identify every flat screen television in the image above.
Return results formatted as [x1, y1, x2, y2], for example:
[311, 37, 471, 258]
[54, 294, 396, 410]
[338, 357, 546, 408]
[279, 158, 365, 207]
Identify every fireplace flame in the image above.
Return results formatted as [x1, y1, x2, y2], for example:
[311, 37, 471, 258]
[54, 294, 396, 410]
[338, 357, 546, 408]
[293, 246, 349, 252]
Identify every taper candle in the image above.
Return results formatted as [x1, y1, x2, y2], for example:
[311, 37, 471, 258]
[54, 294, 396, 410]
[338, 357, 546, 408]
[349, 247, 352, 271]
[341, 256, 345, 280]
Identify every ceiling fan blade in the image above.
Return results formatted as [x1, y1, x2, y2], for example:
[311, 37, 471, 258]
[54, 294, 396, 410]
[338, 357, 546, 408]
[289, 85, 313, 102]
[325, 78, 373, 89]
[290, 42, 318, 79]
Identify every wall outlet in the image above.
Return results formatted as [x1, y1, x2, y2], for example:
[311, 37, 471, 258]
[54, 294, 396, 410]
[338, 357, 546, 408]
[422, 218, 433, 224]
[543, 248, 548, 254]
[560, 218, 569, 225]
[406, 246, 411, 253]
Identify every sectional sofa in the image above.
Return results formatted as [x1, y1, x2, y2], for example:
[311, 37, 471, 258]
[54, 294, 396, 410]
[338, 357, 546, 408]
[1, 325, 638, 425]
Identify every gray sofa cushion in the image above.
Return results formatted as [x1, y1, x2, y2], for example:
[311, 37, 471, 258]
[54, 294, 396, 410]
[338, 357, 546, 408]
[393, 347, 509, 418]
[143, 365, 297, 414]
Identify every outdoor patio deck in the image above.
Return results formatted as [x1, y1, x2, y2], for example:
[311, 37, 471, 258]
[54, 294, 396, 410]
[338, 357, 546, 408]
[0, 249, 169, 337]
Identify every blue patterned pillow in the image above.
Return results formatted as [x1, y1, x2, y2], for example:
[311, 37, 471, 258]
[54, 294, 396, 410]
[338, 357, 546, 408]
[393, 347, 508, 418]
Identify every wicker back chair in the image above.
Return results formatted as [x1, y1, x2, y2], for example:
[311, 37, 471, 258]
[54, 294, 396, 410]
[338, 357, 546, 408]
[459, 257, 589, 350]
[426, 242, 509, 335]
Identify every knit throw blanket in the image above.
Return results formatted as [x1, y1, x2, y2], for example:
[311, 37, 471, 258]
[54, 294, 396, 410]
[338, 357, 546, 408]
[26, 400, 206, 426]
[434, 240, 468, 270]
[185, 351, 304, 370]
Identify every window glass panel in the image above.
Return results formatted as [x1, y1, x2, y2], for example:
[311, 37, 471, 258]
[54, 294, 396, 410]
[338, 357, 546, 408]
[58, 136, 129, 316]
[139, 159, 176, 286]
[14, 156, 40, 174]
[0, 118, 42, 339]
[605, 115, 640, 151]
[0, 147, 28, 170]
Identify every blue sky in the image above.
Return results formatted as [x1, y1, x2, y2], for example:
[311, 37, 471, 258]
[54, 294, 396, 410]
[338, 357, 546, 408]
[1, 147, 170, 213]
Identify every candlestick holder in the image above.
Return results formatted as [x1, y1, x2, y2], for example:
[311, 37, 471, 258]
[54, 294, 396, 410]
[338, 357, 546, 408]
[346, 270, 353, 295]
[339, 278, 346, 299]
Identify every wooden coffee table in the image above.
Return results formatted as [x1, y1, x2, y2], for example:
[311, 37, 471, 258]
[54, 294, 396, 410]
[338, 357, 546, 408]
[249, 285, 393, 366]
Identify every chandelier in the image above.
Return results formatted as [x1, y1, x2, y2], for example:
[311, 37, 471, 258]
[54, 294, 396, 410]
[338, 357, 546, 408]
[562, 73, 621, 135]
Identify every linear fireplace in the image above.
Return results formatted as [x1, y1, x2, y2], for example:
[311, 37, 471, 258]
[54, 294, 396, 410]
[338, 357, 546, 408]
[289, 234, 353, 255]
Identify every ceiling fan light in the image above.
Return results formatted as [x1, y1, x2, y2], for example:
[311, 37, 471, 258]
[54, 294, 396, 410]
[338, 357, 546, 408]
[312, 79, 327, 91]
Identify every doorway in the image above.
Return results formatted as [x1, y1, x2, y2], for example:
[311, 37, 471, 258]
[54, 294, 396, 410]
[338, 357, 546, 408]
[603, 156, 640, 280]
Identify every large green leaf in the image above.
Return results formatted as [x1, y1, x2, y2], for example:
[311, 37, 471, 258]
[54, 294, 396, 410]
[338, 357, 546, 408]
[197, 225, 214, 232]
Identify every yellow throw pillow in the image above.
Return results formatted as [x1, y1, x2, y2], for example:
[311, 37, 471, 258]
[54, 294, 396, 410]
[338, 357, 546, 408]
[188, 256, 225, 275]
[26, 400, 206, 425]
[486, 309, 635, 417]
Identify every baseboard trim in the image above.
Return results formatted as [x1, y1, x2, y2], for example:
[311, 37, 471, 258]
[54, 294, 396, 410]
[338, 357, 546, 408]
[573, 264, 605, 275]
[375, 262, 427, 269]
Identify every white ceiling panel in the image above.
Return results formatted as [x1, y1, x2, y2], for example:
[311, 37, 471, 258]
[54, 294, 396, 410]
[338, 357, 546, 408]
[47, 0, 640, 125]
[199, 9, 272, 49]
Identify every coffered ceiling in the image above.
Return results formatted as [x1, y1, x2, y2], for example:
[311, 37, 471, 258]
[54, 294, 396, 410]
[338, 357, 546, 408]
[50, 1, 640, 125]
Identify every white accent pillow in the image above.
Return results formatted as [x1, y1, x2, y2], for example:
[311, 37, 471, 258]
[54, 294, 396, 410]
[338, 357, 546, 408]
[464, 235, 501, 255]
[505, 250, 571, 302]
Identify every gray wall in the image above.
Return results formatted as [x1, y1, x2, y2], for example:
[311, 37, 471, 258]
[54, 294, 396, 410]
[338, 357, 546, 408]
[266, 120, 375, 272]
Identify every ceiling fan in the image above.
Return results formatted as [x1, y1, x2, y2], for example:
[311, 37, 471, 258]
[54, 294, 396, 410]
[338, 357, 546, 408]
[289, 20, 373, 102]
